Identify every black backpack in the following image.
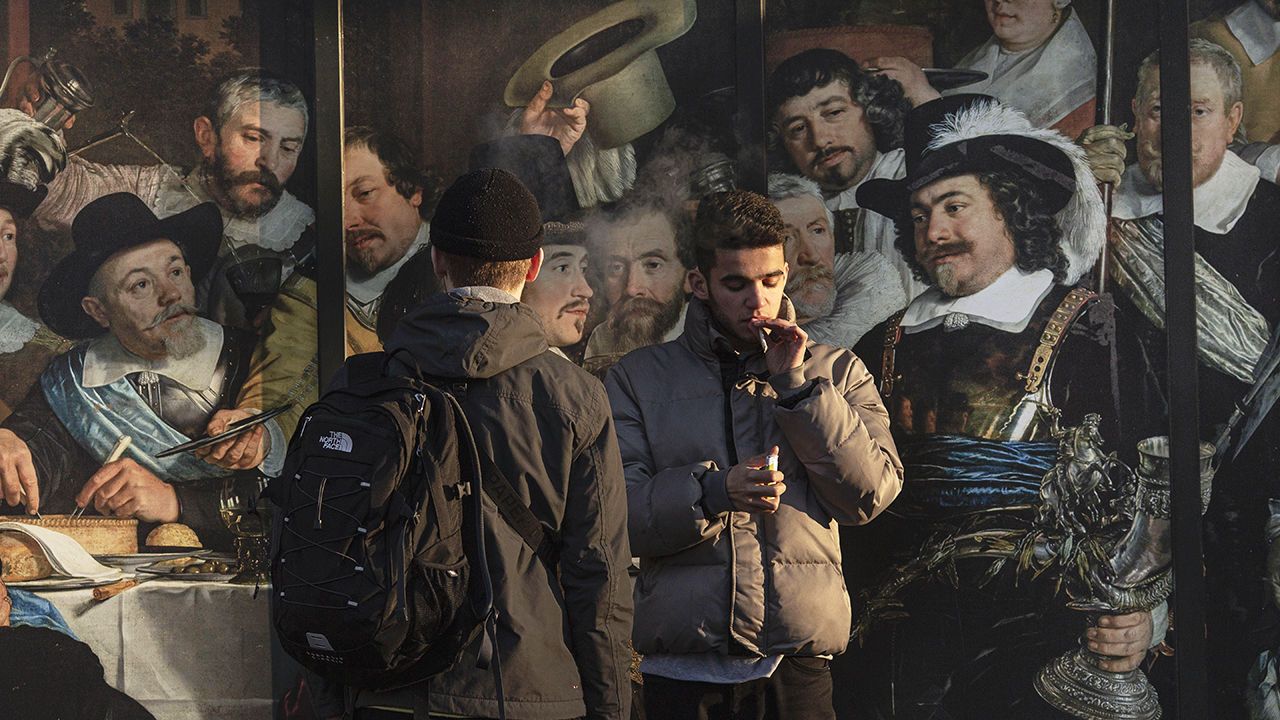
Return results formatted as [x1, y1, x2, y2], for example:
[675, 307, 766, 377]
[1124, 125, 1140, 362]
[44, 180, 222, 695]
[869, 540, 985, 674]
[265, 350, 556, 695]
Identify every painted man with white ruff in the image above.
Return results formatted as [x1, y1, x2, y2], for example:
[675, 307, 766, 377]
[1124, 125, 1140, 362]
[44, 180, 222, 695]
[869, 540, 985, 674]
[11, 69, 314, 330]
[1083, 38, 1280, 717]
[767, 172, 905, 349]
[0, 194, 283, 551]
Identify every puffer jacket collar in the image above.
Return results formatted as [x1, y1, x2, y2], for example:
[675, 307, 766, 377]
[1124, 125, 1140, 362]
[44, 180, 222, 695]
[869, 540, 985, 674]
[680, 294, 804, 368]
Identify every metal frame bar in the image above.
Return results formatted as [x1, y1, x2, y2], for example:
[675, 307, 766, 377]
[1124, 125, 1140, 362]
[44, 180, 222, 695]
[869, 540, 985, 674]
[1157, 0, 1208, 715]
[735, 0, 767, 194]
[313, 0, 346, 389]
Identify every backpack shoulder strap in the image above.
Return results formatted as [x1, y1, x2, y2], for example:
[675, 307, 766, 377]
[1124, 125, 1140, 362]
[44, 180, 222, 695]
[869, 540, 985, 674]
[434, 378, 560, 570]
[334, 351, 387, 388]
[475, 449, 560, 569]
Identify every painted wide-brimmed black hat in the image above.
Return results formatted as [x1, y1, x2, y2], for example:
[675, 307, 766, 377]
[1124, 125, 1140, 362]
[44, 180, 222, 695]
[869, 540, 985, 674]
[857, 94, 1077, 221]
[856, 94, 1105, 284]
[39, 192, 223, 339]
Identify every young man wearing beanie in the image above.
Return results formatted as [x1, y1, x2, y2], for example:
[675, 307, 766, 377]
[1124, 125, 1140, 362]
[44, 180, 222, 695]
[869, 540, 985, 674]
[355, 169, 633, 719]
[605, 189, 903, 719]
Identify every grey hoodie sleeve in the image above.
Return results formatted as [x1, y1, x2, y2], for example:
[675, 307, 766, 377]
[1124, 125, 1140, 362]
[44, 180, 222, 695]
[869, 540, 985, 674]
[560, 390, 634, 720]
[606, 363, 731, 558]
[769, 352, 903, 525]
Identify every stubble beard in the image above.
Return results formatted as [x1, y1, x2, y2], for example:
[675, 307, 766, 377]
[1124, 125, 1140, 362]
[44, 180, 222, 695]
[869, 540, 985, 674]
[1137, 136, 1164, 191]
[813, 146, 873, 192]
[933, 264, 964, 298]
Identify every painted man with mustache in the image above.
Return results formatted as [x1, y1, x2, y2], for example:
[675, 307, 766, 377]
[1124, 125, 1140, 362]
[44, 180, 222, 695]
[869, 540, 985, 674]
[767, 48, 927, 300]
[1082, 39, 1280, 716]
[0, 193, 284, 551]
[767, 172, 906, 349]
[521, 220, 594, 359]
[581, 196, 693, 376]
[10, 69, 313, 330]
[237, 126, 435, 437]
[840, 95, 1160, 718]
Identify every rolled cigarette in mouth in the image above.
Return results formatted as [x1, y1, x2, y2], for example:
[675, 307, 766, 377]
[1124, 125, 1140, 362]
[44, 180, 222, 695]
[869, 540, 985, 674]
[757, 328, 769, 354]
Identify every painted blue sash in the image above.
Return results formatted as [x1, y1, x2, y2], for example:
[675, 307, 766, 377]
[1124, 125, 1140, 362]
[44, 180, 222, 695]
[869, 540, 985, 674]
[892, 434, 1056, 520]
[39, 347, 222, 482]
[8, 588, 76, 638]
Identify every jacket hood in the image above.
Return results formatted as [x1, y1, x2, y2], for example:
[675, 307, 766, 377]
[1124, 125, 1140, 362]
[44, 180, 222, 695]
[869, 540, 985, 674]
[385, 292, 549, 379]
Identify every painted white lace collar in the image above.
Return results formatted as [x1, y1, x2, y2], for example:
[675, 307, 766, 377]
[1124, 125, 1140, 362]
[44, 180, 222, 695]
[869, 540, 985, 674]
[0, 301, 38, 353]
[153, 168, 314, 253]
[82, 316, 223, 389]
[1113, 151, 1260, 234]
[902, 267, 1055, 334]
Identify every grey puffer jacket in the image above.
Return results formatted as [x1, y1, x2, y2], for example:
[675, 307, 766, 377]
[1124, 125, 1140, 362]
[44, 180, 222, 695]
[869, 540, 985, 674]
[380, 291, 633, 720]
[605, 296, 902, 659]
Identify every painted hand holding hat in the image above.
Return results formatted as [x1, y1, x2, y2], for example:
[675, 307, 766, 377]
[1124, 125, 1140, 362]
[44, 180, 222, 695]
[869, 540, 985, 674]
[856, 94, 1105, 284]
[505, 0, 696, 149]
[37, 193, 222, 339]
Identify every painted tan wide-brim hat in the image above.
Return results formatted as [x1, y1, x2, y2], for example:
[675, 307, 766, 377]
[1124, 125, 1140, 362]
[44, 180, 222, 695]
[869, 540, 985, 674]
[505, 0, 696, 150]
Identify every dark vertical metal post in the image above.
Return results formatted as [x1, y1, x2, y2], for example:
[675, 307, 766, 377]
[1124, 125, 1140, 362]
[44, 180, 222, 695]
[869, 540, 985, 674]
[1158, 1, 1208, 716]
[313, 0, 345, 388]
[735, 0, 766, 194]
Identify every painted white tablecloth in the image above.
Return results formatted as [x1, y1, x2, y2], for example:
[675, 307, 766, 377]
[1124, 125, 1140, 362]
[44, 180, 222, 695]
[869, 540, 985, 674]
[40, 579, 272, 720]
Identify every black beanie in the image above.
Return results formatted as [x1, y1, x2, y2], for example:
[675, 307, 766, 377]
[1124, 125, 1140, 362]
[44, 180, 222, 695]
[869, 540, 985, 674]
[430, 168, 544, 261]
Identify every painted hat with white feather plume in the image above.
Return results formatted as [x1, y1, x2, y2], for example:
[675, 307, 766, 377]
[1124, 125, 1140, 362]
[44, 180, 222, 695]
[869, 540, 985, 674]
[857, 94, 1104, 284]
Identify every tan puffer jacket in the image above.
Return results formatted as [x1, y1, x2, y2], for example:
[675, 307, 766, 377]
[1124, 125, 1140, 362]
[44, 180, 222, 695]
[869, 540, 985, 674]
[605, 296, 903, 658]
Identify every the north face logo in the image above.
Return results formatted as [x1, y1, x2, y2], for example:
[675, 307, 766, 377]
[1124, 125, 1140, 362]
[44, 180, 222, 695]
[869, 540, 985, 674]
[319, 431, 353, 453]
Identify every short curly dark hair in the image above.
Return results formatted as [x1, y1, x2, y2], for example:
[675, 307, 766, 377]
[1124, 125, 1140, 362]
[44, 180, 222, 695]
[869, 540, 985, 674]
[892, 170, 1068, 285]
[693, 190, 787, 276]
[765, 48, 910, 172]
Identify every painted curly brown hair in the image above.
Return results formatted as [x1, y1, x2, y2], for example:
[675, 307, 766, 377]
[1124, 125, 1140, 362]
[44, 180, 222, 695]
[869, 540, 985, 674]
[892, 170, 1068, 285]
[765, 48, 910, 174]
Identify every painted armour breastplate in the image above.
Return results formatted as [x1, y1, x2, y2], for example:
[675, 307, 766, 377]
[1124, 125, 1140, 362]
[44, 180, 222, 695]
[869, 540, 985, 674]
[124, 329, 249, 438]
[886, 286, 1081, 441]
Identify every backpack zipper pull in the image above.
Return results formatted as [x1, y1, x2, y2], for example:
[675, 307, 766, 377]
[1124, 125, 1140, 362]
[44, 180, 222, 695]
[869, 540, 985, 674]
[314, 477, 327, 530]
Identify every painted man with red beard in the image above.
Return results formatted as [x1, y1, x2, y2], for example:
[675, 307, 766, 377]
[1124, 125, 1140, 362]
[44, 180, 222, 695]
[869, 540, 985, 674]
[0, 194, 284, 551]
[767, 172, 905, 349]
[581, 197, 693, 375]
